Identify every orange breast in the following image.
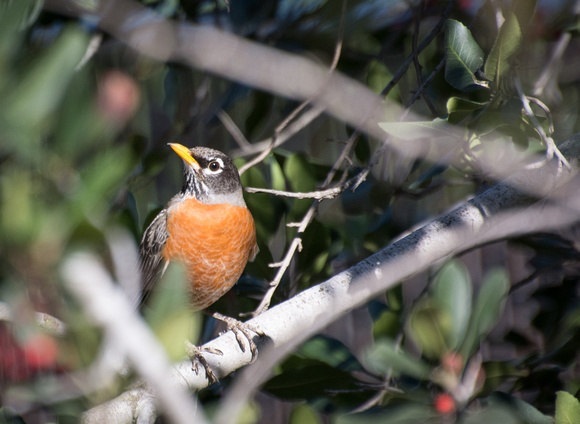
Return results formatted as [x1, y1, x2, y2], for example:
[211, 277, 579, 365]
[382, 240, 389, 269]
[163, 197, 257, 310]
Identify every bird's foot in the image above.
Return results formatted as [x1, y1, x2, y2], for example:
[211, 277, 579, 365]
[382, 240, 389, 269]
[185, 340, 223, 384]
[207, 311, 264, 362]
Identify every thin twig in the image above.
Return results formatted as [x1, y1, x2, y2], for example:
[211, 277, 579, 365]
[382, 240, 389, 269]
[526, 96, 555, 135]
[514, 76, 571, 170]
[381, 0, 455, 98]
[238, 0, 348, 173]
[217, 109, 252, 150]
[411, 0, 437, 116]
[249, 130, 359, 316]
[244, 183, 349, 200]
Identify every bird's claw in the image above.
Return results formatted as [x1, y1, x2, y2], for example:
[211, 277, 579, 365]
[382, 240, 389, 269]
[209, 311, 263, 362]
[185, 340, 223, 384]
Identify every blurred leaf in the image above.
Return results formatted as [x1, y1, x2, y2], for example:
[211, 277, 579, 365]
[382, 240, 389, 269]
[337, 404, 436, 424]
[446, 97, 489, 125]
[432, 260, 472, 350]
[263, 359, 361, 400]
[239, 161, 283, 237]
[284, 153, 317, 193]
[408, 301, 450, 359]
[367, 60, 392, 95]
[482, 361, 528, 394]
[7, 25, 89, 142]
[144, 263, 201, 361]
[460, 268, 509, 357]
[489, 392, 552, 424]
[460, 404, 520, 424]
[270, 155, 286, 192]
[444, 20, 487, 91]
[284, 153, 317, 216]
[75, 145, 136, 220]
[512, 0, 537, 33]
[484, 12, 522, 82]
[298, 335, 365, 372]
[1, 165, 38, 245]
[555, 391, 580, 424]
[289, 404, 322, 424]
[372, 309, 401, 340]
[365, 339, 430, 380]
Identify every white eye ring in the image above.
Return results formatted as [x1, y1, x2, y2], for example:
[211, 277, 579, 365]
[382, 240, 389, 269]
[206, 158, 224, 174]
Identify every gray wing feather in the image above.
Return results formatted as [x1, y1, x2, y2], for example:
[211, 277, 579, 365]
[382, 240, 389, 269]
[139, 208, 170, 304]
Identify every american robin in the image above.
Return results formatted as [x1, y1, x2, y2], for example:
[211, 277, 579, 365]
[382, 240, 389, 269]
[139, 143, 260, 379]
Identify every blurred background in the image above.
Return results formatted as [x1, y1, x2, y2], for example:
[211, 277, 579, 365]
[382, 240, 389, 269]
[2, 0, 580, 423]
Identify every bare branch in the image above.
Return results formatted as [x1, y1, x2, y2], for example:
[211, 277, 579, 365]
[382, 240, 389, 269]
[217, 109, 252, 152]
[239, 0, 348, 174]
[244, 184, 346, 200]
[514, 76, 570, 169]
[381, 0, 455, 98]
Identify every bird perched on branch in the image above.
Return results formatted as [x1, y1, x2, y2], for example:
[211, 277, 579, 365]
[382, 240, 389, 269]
[139, 143, 261, 381]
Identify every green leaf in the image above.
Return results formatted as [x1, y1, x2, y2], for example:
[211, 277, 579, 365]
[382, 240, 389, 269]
[555, 391, 580, 424]
[444, 20, 487, 91]
[284, 153, 317, 216]
[446, 97, 489, 125]
[372, 309, 401, 339]
[144, 263, 201, 361]
[270, 155, 286, 192]
[337, 404, 436, 424]
[512, 0, 537, 33]
[460, 268, 509, 357]
[483, 361, 528, 394]
[484, 12, 523, 82]
[367, 60, 396, 99]
[489, 392, 552, 424]
[432, 260, 472, 350]
[408, 301, 451, 359]
[365, 339, 431, 380]
[298, 335, 364, 372]
[289, 404, 322, 424]
[284, 153, 317, 193]
[263, 360, 361, 400]
[7, 25, 89, 132]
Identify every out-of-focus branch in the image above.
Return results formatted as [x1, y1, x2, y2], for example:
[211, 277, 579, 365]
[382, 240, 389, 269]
[43, 0, 446, 162]
[61, 253, 208, 424]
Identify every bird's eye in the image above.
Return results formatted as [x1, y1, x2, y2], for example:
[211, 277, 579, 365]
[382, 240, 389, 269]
[208, 160, 221, 172]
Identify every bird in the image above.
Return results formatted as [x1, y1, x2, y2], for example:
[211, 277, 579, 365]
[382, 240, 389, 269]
[139, 143, 260, 381]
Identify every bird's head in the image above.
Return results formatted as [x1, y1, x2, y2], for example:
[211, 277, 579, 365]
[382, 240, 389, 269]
[169, 143, 246, 207]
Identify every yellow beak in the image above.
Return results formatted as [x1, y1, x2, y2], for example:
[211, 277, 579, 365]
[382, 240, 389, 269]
[168, 143, 199, 168]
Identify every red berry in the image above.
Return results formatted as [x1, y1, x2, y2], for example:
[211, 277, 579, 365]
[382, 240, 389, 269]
[22, 333, 59, 370]
[434, 393, 455, 414]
